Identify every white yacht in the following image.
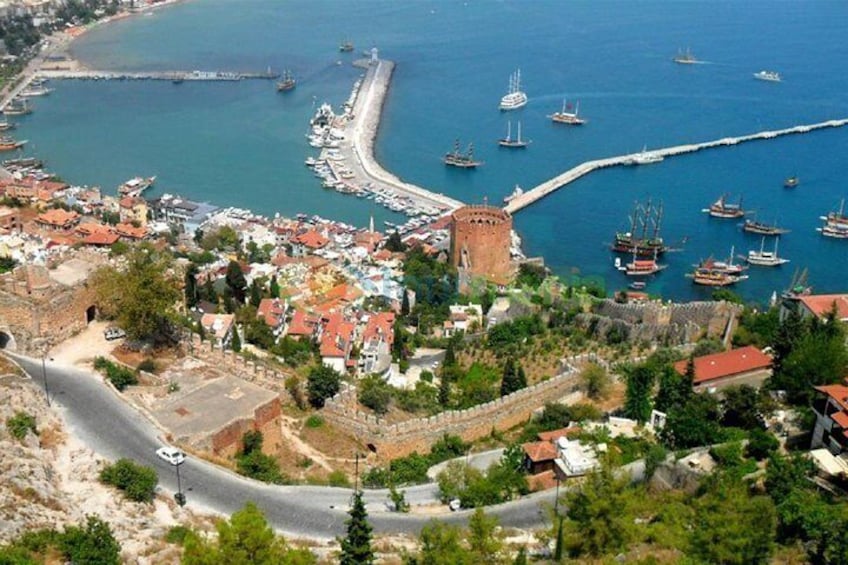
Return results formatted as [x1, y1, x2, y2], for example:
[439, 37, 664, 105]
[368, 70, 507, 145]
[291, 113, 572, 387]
[753, 70, 781, 82]
[745, 237, 789, 267]
[503, 184, 524, 204]
[499, 69, 528, 111]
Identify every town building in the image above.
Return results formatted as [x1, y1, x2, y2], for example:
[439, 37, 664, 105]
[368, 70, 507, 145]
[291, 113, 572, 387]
[256, 298, 288, 335]
[320, 312, 355, 373]
[35, 208, 80, 231]
[0, 206, 22, 234]
[359, 311, 394, 376]
[200, 313, 235, 349]
[672, 345, 773, 391]
[795, 294, 848, 323]
[118, 196, 148, 227]
[148, 194, 218, 234]
[811, 383, 848, 456]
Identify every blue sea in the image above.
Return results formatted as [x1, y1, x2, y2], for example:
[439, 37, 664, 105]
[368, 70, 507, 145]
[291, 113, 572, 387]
[13, 0, 848, 303]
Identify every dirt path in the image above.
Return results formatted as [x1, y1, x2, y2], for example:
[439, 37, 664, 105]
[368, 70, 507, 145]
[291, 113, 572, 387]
[279, 415, 335, 472]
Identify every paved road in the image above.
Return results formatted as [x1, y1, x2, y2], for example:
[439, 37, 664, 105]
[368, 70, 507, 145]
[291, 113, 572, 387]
[9, 354, 556, 539]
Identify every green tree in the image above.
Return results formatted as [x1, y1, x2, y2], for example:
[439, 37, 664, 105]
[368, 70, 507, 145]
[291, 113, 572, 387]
[269, 275, 281, 299]
[225, 260, 248, 304]
[184, 263, 200, 308]
[654, 363, 691, 413]
[358, 375, 393, 414]
[60, 516, 121, 565]
[182, 502, 315, 564]
[401, 289, 410, 316]
[689, 481, 777, 565]
[407, 521, 473, 565]
[661, 393, 723, 449]
[92, 245, 181, 345]
[438, 374, 451, 407]
[468, 508, 503, 562]
[230, 326, 242, 352]
[249, 279, 262, 308]
[721, 385, 764, 430]
[624, 365, 655, 423]
[580, 362, 611, 400]
[384, 230, 406, 252]
[340, 491, 373, 565]
[500, 357, 527, 396]
[563, 460, 635, 556]
[235, 431, 285, 484]
[307, 365, 342, 408]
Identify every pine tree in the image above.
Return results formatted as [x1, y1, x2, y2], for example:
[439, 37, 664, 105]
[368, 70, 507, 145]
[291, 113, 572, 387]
[438, 374, 451, 407]
[249, 279, 262, 307]
[269, 275, 280, 299]
[401, 289, 410, 316]
[340, 491, 373, 565]
[225, 260, 247, 304]
[500, 358, 527, 396]
[230, 326, 242, 352]
[184, 263, 199, 308]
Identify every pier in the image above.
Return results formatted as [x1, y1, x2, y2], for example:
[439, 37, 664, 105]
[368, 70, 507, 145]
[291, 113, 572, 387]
[504, 118, 848, 215]
[34, 69, 280, 82]
[338, 59, 464, 212]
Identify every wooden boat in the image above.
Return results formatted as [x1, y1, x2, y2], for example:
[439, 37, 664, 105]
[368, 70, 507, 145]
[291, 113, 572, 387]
[706, 193, 745, 219]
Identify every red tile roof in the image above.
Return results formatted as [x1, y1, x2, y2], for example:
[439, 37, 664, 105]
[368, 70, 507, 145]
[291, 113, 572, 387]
[320, 312, 355, 358]
[257, 298, 286, 327]
[287, 310, 320, 337]
[522, 441, 559, 463]
[833, 411, 848, 429]
[798, 294, 848, 321]
[36, 208, 79, 228]
[115, 222, 148, 240]
[83, 230, 119, 246]
[673, 346, 772, 385]
[362, 312, 395, 346]
[815, 384, 848, 412]
[527, 470, 559, 491]
[293, 230, 329, 249]
[537, 427, 581, 443]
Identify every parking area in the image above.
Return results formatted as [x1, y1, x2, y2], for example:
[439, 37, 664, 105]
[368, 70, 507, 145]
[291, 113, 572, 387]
[48, 320, 121, 366]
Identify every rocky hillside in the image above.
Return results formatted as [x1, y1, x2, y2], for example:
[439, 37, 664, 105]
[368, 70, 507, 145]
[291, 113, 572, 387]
[0, 360, 207, 563]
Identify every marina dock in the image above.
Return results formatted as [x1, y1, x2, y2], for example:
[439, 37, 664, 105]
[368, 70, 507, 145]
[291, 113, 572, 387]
[504, 118, 848, 215]
[34, 69, 280, 82]
[331, 59, 464, 212]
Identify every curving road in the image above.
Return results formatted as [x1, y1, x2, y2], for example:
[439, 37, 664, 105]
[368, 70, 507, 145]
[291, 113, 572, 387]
[8, 354, 556, 539]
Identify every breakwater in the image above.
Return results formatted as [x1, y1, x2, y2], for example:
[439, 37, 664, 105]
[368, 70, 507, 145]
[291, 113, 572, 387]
[35, 69, 279, 82]
[504, 118, 848, 215]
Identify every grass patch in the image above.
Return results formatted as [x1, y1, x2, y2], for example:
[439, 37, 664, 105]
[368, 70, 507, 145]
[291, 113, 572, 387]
[305, 414, 324, 429]
[6, 411, 37, 441]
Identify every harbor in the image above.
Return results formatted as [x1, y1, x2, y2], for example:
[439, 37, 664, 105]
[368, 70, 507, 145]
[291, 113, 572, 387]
[34, 69, 280, 82]
[302, 57, 465, 232]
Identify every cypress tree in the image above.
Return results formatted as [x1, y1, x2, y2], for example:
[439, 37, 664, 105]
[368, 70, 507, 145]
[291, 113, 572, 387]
[249, 279, 262, 307]
[500, 358, 527, 396]
[184, 263, 199, 308]
[401, 289, 410, 316]
[230, 326, 242, 352]
[438, 374, 451, 407]
[269, 274, 280, 299]
[340, 491, 374, 565]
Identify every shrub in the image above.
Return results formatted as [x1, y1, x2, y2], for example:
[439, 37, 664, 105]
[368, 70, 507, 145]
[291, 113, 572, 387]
[358, 375, 392, 414]
[305, 415, 324, 429]
[6, 411, 37, 441]
[164, 525, 191, 545]
[306, 365, 341, 408]
[328, 470, 350, 488]
[137, 358, 156, 373]
[746, 428, 780, 461]
[235, 431, 287, 484]
[93, 357, 138, 391]
[419, 371, 434, 383]
[99, 458, 158, 502]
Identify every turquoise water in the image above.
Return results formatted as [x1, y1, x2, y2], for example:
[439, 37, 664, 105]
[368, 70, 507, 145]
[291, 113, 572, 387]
[13, 0, 848, 302]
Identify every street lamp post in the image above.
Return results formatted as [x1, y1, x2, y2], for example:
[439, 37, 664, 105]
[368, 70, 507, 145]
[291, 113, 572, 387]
[174, 461, 186, 506]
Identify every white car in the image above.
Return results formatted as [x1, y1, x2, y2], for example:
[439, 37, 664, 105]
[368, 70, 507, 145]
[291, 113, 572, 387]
[103, 327, 126, 341]
[449, 498, 461, 511]
[156, 446, 186, 466]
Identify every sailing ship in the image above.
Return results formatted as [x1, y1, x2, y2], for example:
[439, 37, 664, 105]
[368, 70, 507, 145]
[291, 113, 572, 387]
[443, 140, 482, 168]
[118, 176, 156, 197]
[688, 267, 748, 287]
[499, 69, 528, 111]
[0, 137, 26, 151]
[339, 40, 354, 53]
[695, 246, 747, 275]
[783, 176, 799, 188]
[744, 237, 789, 267]
[549, 100, 586, 125]
[819, 224, 848, 239]
[276, 69, 296, 92]
[673, 48, 698, 64]
[611, 199, 669, 257]
[498, 121, 530, 148]
[706, 193, 745, 218]
[623, 145, 663, 165]
[742, 217, 790, 235]
[2, 98, 32, 116]
[820, 199, 848, 228]
[754, 70, 781, 82]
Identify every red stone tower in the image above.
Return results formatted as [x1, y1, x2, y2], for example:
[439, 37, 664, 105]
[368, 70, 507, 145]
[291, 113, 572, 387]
[450, 205, 513, 287]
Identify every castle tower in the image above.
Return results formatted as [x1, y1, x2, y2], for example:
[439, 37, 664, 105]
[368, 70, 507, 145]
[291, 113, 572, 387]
[450, 205, 513, 289]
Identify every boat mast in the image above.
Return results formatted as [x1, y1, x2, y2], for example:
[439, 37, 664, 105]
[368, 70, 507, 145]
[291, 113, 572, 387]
[652, 201, 664, 241]
[517, 121, 522, 142]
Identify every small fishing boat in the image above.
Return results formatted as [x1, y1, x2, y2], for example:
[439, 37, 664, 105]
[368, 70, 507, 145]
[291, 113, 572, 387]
[629, 281, 647, 290]
[744, 237, 789, 267]
[754, 70, 781, 82]
[706, 193, 745, 218]
[0, 137, 26, 151]
[339, 40, 354, 53]
[498, 121, 530, 148]
[783, 176, 799, 188]
[0, 121, 15, 132]
[673, 48, 698, 64]
[624, 145, 663, 165]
